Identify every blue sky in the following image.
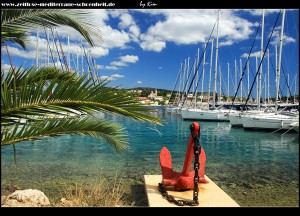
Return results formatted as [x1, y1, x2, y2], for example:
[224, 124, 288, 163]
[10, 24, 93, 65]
[1, 9, 299, 98]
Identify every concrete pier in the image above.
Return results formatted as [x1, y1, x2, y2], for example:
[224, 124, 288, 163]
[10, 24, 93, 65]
[144, 175, 239, 207]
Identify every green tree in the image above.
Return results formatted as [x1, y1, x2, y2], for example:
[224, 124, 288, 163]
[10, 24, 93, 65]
[1, 9, 162, 153]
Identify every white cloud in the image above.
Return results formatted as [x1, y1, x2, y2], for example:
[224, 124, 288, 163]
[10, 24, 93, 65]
[2, 46, 34, 59]
[96, 64, 104, 69]
[1, 35, 49, 60]
[89, 47, 109, 58]
[111, 74, 124, 78]
[99, 26, 131, 49]
[99, 73, 124, 81]
[219, 40, 234, 47]
[119, 13, 133, 29]
[1, 63, 14, 77]
[243, 9, 297, 17]
[120, 55, 139, 63]
[7, 8, 297, 75]
[105, 66, 119, 70]
[54, 9, 135, 50]
[159, 66, 163, 69]
[219, 10, 253, 41]
[100, 75, 114, 81]
[283, 36, 296, 44]
[111, 61, 128, 66]
[3, 34, 109, 68]
[241, 51, 261, 58]
[129, 25, 140, 42]
[1, 63, 12, 71]
[243, 9, 280, 16]
[108, 54, 139, 69]
[1, 64, 26, 78]
[270, 28, 296, 46]
[140, 37, 166, 52]
[138, 9, 255, 52]
[137, 81, 142, 84]
[108, 9, 128, 18]
[115, 11, 141, 43]
[54, 9, 109, 46]
[89, 9, 110, 24]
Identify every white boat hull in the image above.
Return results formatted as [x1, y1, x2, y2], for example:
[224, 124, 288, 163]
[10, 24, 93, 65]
[181, 108, 233, 121]
[228, 112, 242, 126]
[241, 113, 299, 130]
[229, 110, 264, 127]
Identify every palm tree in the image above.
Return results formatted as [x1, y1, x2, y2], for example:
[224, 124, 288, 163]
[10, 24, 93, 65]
[1, 9, 163, 153]
[1, 9, 101, 48]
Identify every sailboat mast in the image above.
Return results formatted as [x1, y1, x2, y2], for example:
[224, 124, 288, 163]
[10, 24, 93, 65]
[208, 39, 214, 107]
[87, 50, 90, 79]
[234, 59, 237, 93]
[68, 36, 71, 71]
[275, 44, 277, 100]
[258, 9, 265, 109]
[227, 62, 230, 102]
[47, 28, 49, 66]
[294, 73, 297, 104]
[213, 9, 220, 108]
[240, 59, 243, 102]
[275, 9, 286, 114]
[52, 34, 56, 68]
[255, 56, 258, 104]
[178, 63, 183, 106]
[219, 65, 221, 103]
[267, 48, 270, 103]
[81, 40, 84, 76]
[201, 47, 206, 103]
[76, 46, 79, 73]
[247, 59, 250, 101]
[185, 56, 190, 105]
[264, 73, 267, 104]
[286, 73, 289, 103]
[36, 28, 39, 69]
[195, 48, 200, 106]
[181, 58, 186, 102]
[193, 58, 195, 97]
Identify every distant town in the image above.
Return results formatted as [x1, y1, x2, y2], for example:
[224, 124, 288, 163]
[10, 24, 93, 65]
[128, 87, 299, 106]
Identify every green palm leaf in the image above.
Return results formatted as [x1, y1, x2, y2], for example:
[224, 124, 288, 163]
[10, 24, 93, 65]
[3, 66, 76, 90]
[1, 67, 163, 126]
[1, 9, 102, 48]
[1, 117, 128, 153]
[1, 26, 28, 48]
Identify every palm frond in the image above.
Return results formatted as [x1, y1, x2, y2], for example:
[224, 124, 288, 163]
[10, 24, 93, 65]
[1, 9, 102, 47]
[1, 27, 28, 48]
[3, 66, 76, 90]
[1, 68, 163, 126]
[1, 117, 128, 153]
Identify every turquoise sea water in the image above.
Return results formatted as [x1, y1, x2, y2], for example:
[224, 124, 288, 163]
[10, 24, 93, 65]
[1, 106, 299, 206]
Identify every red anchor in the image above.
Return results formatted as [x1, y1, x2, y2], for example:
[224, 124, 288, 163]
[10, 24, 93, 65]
[159, 122, 209, 191]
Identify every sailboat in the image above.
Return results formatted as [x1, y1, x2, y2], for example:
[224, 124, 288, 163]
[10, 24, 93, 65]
[229, 9, 266, 127]
[241, 9, 299, 131]
[181, 10, 238, 121]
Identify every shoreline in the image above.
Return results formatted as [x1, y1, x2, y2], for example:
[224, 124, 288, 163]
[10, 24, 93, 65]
[1, 173, 299, 207]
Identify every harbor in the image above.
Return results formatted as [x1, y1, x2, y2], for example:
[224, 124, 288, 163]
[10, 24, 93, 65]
[1, 8, 298, 207]
[1, 106, 298, 206]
